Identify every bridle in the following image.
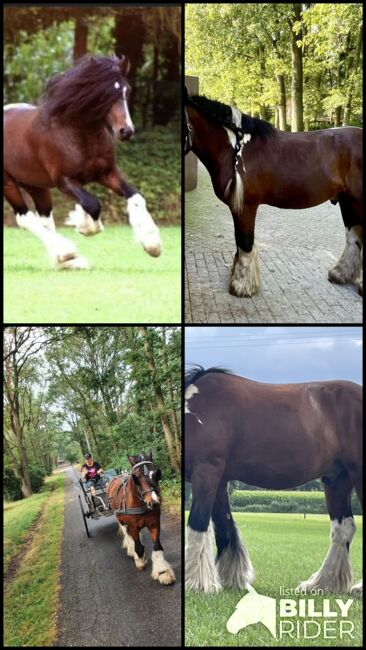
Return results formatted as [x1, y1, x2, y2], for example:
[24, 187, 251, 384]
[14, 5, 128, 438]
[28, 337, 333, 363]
[109, 460, 160, 515]
[184, 105, 193, 155]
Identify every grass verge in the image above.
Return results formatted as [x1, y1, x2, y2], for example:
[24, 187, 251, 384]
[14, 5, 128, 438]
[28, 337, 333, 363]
[4, 473, 65, 647]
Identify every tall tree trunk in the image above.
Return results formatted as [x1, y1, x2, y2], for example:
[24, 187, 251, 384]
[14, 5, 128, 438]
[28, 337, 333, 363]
[276, 74, 287, 130]
[343, 22, 362, 126]
[113, 11, 146, 116]
[290, 3, 304, 132]
[139, 328, 180, 473]
[73, 16, 88, 61]
[334, 106, 342, 127]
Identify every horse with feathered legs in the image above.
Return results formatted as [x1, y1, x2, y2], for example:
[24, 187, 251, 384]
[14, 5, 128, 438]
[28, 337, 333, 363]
[184, 90, 363, 297]
[4, 55, 161, 270]
[185, 366, 362, 597]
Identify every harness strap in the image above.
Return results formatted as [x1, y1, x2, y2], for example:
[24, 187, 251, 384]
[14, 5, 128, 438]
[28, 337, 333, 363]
[114, 506, 150, 515]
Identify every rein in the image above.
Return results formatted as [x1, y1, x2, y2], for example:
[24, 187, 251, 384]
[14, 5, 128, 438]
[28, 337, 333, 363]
[184, 106, 193, 155]
[109, 461, 157, 516]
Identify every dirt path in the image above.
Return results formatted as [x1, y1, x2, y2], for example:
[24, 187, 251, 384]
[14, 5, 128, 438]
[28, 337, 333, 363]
[56, 467, 181, 647]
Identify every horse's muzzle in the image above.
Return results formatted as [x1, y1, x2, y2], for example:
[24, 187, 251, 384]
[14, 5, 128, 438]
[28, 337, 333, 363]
[119, 126, 134, 141]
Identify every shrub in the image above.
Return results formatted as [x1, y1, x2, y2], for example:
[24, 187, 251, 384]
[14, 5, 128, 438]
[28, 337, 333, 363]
[29, 466, 46, 493]
[3, 467, 23, 501]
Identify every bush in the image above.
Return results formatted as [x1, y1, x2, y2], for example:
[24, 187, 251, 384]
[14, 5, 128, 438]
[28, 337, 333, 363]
[3, 467, 23, 502]
[29, 466, 46, 493]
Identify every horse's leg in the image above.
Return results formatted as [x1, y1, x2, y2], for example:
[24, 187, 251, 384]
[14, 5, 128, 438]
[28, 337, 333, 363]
[328, 195, 363, 294]
[124, 523, 147, 570]
[350, 472, 362, 598]
[21, 186, 55, 231]
[147, 517, 176, 585]
[212, 480, 254, 589]
[298, 471, 356, 594]
[185, 462, 224, 592]
[229, 203, 260, 297]
[99, 168, 161, 257]
[4, 174, 88, 269]
[58, 177, 104, 236]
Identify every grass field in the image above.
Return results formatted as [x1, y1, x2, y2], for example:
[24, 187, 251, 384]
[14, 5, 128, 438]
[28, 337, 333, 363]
[4, 225, 181, 323]
[185, 512, 363, 647]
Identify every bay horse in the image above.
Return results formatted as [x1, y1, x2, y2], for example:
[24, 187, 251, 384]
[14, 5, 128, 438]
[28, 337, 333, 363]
[185, 91, 363, 296]
[185, 366, 362, 597]
[107, 451, 175, 585]
[4, 55, 161, 270]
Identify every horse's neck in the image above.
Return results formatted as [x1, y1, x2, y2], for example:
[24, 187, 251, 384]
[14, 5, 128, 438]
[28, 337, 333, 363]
[124, 476, 141, 506]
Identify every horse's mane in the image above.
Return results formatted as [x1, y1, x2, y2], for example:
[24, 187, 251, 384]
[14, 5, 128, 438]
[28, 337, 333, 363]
[187, 94, 274, 141]
[185, 365, 232, 388]
[40, 55, 128, 124]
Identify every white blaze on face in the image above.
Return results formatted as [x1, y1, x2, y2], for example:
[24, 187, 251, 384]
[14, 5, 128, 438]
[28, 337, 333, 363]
[151, 491, 160, 503]
[122, 85, 134, 129]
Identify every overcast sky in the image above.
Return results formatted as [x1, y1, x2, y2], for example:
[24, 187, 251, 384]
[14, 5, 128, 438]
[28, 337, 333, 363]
[185, 327, 362, 385]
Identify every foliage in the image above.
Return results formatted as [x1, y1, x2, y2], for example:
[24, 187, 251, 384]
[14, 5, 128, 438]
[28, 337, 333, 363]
[4, 468, 23, 502]
[230, 489, 362, 514]
[29, 466, 46, 493]
[186, 3, 362, 127]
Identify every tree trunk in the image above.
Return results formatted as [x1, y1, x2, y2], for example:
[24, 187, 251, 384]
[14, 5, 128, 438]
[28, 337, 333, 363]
[139, 328, 180, 473]
[343, 22, 362, 126]
[290, 3, 304, 132]
[112, 11, 146, 116]
[73, 16, 88, 61]
[276, 74, 287, 130]
[334, 106, 342, 127]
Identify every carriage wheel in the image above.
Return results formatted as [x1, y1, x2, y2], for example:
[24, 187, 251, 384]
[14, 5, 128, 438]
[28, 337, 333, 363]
[78, 495, 91, 538]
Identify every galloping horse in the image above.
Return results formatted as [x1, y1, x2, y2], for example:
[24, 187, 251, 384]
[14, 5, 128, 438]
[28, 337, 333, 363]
[185, 366, 362, 597]
[107, 451, 175, 585]
[4, 55, 161, 269]
[185, 91, 363, 296]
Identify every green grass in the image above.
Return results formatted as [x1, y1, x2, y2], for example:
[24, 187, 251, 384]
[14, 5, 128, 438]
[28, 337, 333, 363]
[185, 512, 363, 647]
[4, 483, 54, 573]
[4, 225, 181, 323]
[4, 474, 65, 647]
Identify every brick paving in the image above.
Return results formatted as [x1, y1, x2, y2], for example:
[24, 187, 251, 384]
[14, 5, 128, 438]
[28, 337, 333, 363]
[185, 162, 362, 324]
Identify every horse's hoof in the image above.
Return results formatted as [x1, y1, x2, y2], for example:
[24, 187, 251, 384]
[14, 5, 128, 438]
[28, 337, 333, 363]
[56, 255, 90, 270]
[158, 570, 176, 585]
[144, 243, 162, 257]
[328, 268, 345, 284]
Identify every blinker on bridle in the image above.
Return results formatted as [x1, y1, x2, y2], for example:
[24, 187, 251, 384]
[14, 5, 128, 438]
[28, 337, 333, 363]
[132, 460, 159, 499]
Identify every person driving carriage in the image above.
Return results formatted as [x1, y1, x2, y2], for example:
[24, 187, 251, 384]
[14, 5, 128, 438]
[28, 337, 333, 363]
[81, 453, 106, 497]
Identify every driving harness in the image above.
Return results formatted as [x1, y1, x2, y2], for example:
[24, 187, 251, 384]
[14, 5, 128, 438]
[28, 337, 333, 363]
[109, 461, 158, 515]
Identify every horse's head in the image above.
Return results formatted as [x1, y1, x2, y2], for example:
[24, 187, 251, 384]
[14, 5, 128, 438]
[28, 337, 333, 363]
[106, 55, 135, 141]
[128, 450, 162, 510]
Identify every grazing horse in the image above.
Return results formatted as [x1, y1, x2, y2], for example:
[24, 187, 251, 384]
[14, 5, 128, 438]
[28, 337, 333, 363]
[4, 55, 161, 269]
[184, 91, 363, 296]
[107, 451, 175, 585]
[185, 366, 362, 597]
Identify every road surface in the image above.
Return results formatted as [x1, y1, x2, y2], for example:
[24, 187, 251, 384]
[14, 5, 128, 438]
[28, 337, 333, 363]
[56, 467, 181, 647]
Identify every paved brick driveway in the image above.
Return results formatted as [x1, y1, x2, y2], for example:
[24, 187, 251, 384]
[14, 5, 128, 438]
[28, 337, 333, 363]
[185, 162, 362, 324]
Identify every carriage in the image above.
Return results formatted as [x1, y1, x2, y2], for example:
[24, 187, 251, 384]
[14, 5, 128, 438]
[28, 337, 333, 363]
[76, 468, 122, 537]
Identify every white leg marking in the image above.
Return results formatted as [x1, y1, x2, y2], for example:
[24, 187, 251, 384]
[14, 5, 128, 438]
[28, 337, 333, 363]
[185, 522, 222, 593]
[65, 203, 104, 236]
[36, 212, 56, 231]
[298, 517, 356, 593]
[151, 550, 176, 585]
[230, 245, 260, 297]
[16, 211, 89, 270]
[134, 551, 147, 571]
[217, 522, 255, 589]
[328, 226, 362, 284]
[350, 578, 362, 598]
[127, 193, 162, 257]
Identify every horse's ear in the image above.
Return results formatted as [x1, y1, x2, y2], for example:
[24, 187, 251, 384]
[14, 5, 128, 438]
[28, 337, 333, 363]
[128, 455, 136, 465]
[119, 55, 131, 77]
[146, 449, 152, 461]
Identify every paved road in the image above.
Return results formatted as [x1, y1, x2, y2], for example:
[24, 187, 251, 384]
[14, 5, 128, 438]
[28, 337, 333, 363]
[56, 467, 181, 647]
[185, 161, 362, 324]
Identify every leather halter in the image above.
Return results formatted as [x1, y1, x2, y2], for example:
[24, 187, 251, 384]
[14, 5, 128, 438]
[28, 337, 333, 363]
[184, 105, 192, 155]
[109, 461, 158, 515]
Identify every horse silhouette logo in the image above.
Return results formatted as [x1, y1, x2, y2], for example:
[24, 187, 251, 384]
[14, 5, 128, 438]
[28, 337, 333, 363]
[227, 585, 277, 637]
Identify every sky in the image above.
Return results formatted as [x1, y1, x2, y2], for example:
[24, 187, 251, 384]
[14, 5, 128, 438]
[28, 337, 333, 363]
[185, 327, 362, 385]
